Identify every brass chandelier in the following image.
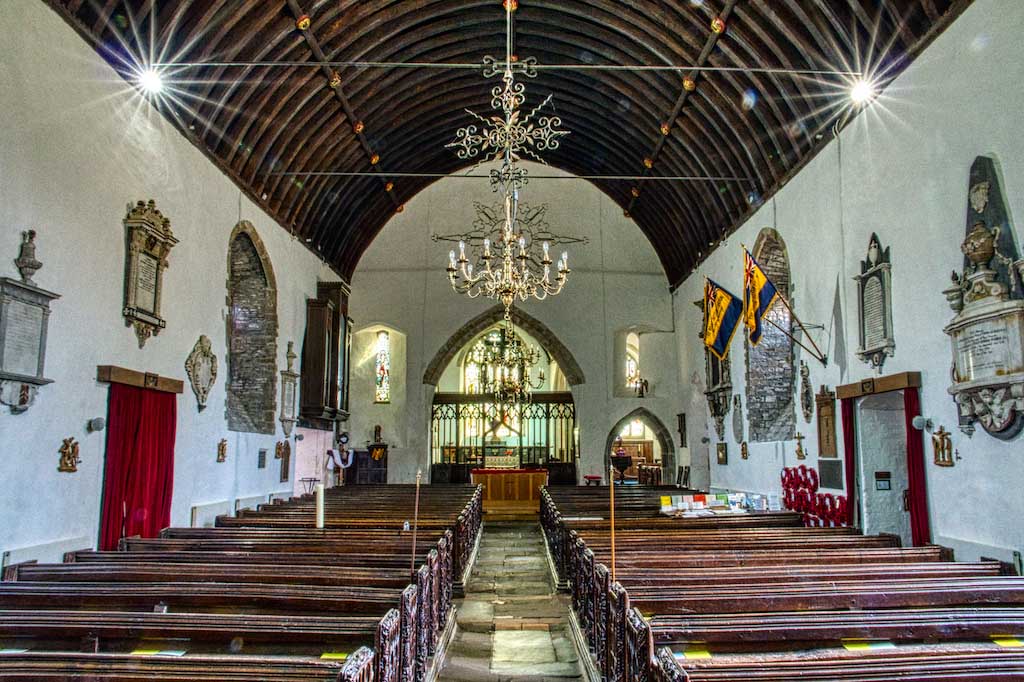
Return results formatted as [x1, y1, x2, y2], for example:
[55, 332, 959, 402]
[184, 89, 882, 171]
[443, 0, 574, 320]
[468, 320, 545, 407]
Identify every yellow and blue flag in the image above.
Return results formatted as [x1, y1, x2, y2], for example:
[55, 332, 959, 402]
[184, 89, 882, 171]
[744, 249, 779, 346]
[703, 279, 743, 360]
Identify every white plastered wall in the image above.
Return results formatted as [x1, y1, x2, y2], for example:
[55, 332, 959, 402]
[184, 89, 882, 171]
[674, 0, 1024, 562]
[0, 1, 326, 561]
[349, 162, 681, 483]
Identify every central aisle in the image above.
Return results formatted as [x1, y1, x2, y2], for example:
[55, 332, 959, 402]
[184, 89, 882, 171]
[438, 522, 584, 681]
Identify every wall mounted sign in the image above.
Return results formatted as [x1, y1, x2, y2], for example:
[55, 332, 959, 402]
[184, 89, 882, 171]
[815, 385, 837, 458]
[942, 156, 1024, 439]
[0, 231, 60, 414]
[122, 200, 177, 348]
[184, 335, 217, 411]
[854, 233, 895, 369]
[279, 340, 299, 437]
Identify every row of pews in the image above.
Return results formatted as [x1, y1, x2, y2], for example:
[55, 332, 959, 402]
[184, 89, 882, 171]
[541, 485, 1024, 681]
[0, 484, 482, 682]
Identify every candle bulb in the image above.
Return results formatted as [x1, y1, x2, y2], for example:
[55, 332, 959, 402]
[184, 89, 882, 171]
[561, 252, 568, 269]
[459, 240, 466, 260]
[483, 238, 491, 256]
[315, 483, 325, 529]
[449, 250, 456, 268]
[518, 236, 526, 253]
[542, 241, 550, 259]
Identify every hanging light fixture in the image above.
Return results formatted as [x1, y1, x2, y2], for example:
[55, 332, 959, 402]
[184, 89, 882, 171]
[469, 321, 545, 407]
[442, 0, 575, 319]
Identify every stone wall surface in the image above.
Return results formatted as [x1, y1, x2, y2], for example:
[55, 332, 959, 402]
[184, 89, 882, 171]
[226, 231, 277, 434]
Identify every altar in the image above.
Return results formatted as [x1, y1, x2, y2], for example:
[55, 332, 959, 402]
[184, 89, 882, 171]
[471, 468, 548, 516]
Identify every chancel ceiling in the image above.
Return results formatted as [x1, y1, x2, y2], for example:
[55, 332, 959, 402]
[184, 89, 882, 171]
[47, 0, 970, 287]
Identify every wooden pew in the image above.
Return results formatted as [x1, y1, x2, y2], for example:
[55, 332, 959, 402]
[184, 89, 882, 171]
[0, 649, 376, 682]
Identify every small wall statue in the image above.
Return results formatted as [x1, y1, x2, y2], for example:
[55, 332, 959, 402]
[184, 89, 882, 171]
[943, 156, 1024, 439]
[184, 335, 217, 411]
[58, 437, 80, 473]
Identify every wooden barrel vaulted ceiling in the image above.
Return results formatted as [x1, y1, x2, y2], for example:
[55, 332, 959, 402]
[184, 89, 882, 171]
[47, 0, 971, 287]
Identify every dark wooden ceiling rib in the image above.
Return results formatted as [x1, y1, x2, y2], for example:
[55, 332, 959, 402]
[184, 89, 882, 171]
[45, 0, 973, 286]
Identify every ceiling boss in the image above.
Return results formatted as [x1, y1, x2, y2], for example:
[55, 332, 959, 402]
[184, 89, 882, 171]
[441, 0, 574, 320]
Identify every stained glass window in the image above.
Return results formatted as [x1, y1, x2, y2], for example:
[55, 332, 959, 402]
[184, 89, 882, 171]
[374, 330, 391, 403]
[626, 332, 641, 389]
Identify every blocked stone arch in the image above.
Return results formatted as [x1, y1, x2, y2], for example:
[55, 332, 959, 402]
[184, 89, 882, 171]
[745, 227, 796, 442]
[422, 305, 585, 387]
[225, 221, 278, 434]
[603, 407, 676, 476]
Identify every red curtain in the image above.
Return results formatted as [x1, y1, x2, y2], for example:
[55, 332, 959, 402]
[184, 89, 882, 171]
[840, 398, 857, 526]
[902, 388, 932, 546]
[99, 384, 177, 550]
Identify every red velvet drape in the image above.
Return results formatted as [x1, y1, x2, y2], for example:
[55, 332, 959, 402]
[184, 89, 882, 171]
[840, 398, 857, 527]
[902, 388, 932, 546]
[99, 383, 177, 551]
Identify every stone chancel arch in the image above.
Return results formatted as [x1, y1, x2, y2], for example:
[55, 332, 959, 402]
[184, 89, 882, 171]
[423, 305, 585, 387]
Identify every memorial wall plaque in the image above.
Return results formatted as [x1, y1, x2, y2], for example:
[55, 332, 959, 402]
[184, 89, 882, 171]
[854, 233, 895, 369]
[943, 156, 1024, 439]
[279, 340, 300, 437]
[122, 200, 177, 348]
[0, 231, 59, 414]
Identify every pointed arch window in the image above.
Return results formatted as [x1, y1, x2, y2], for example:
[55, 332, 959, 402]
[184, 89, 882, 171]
[625, 332, 641, 389]
[374, 330, 391, 403]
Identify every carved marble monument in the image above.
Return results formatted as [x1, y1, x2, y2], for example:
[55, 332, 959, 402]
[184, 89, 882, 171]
[279, 341, 299, 437]
[122, 200, 177, 348]
[854, 233, 895, 369]
[0, 230, 60, 413]
[184, 335, 218, 411]
[943, 157, 1024, 439]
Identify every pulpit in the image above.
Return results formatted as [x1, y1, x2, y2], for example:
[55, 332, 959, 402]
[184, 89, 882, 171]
[471, 468, 548, 515]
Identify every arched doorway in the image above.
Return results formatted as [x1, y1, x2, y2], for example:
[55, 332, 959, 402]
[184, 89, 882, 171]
[604, 408, 676, 485]
[426, 307, 583, 485]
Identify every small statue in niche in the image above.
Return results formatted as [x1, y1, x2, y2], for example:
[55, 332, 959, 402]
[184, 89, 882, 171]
[15, 230, 42, 285]
[58, 437, 80, 473]
[216, 438, 227, 463]
[740, 442, 749, 460]
[184, 335, 218, 411]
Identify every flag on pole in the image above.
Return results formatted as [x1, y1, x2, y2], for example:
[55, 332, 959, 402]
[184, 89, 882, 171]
[743, 249, 779, 346]
[703, 279, 743, 360]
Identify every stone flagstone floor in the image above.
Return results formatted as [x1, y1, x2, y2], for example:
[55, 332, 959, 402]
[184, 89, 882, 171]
[438, 522, 584, 681]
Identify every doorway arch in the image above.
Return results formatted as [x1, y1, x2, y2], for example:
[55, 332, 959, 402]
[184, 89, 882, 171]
[604, 407, 676, 480]
[423, 305, 585, 386]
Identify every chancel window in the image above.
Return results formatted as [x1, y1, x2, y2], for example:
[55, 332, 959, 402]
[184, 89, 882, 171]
[625, 332, 641, 389]
[620, 419, 645, 438]
[374, 330, 391, 403]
